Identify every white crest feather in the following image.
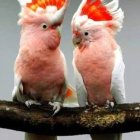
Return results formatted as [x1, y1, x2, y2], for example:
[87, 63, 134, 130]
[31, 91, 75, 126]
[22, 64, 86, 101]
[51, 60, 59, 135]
[75, 15, 88, 29]
[17, 0, 32, 6]
[106, 0, 119, 11]
[106, 0, 124, 31]
[71, 0, 87, 27]
[36, 7, 45, 14]
[46, 6, 57, 14]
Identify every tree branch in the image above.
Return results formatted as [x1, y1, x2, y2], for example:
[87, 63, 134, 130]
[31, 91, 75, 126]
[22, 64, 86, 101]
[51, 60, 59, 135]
[0, 100, 140, 135]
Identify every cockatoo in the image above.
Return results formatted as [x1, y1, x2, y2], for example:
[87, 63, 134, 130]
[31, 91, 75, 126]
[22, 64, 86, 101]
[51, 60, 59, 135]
[12, 0, 77, 140]
[72, 0, 125, 140]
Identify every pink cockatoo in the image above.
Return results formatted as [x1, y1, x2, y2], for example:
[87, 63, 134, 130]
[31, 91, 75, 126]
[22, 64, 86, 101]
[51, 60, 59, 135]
[72, 0, 125, 140]
[12, 0, 77, 140]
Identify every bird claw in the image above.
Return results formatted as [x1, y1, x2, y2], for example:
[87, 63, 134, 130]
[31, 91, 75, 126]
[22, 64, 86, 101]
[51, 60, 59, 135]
[106, 100, 115, 107]
[89, 103, 98, 109]
[49, 102, 62, 116]
[25, 100, 41, 108]
[105, 100, 115, 111]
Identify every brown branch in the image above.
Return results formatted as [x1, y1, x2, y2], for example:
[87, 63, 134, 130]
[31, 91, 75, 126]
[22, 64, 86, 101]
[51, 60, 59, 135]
[0, 100, 140, 136]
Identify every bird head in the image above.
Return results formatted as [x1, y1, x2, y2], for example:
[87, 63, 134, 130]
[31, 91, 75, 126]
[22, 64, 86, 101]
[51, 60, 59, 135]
[72, 0, 124, 46]
[17, 0, 69, 49]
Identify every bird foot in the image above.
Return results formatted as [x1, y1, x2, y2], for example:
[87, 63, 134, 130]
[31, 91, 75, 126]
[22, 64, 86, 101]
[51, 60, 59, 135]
[86, 103, 98, 112]
[90, 103, 98, 109]
[25, 100, 41, 108]
[105, 100, 116, 111]
[49, 101, 62, 116]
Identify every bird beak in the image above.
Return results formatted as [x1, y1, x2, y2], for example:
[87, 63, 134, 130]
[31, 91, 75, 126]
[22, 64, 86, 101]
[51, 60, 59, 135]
[72, 37, 82, 46]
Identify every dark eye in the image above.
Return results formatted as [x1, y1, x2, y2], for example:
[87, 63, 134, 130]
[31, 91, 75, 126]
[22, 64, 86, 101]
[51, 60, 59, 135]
[84, 32, 89, 36]
[41, 23, 48, 30]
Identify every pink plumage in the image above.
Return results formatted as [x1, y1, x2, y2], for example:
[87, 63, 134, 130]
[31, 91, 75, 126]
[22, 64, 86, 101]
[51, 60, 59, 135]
[15, 27, 65, 102]
[14, 10, 66, 101]
[73, 25, 116, 106]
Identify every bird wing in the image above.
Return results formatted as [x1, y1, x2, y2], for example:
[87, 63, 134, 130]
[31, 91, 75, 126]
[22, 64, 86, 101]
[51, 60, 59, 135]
[72, 59, 87, 107]
[111, 46, 126, 104]
[12, 74, 24, 102]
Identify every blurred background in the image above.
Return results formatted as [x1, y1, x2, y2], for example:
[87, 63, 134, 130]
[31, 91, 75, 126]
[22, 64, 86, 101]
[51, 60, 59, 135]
[0, 0, 140, 139]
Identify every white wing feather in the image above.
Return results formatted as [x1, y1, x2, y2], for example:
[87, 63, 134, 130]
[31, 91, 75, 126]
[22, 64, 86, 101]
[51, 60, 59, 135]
[12, 74, 24, 102]
[111, 46, 126, 104]
[72, 59, 87, 107]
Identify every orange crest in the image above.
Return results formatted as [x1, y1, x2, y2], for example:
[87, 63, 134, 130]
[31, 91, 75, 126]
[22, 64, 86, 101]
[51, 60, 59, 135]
[26, 0, 65, 11]
[81, 0, 113, 21]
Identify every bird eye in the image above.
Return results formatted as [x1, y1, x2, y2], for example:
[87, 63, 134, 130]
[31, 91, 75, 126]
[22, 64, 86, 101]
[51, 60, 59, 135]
[41, 23, 48, 30]
[84, 32, 89, 36]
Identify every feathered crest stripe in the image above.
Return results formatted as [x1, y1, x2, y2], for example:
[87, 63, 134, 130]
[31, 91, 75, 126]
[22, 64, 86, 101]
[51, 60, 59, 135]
[81, 0, 113, 21]
[18, 0, 65, 11]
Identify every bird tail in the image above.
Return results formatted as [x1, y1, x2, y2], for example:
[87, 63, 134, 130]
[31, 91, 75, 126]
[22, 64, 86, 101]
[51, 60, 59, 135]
[64, 85, 78, 107]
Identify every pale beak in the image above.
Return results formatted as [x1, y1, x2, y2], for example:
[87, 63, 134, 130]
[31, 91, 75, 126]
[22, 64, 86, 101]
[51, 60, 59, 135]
[72, 37, 82, 46]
